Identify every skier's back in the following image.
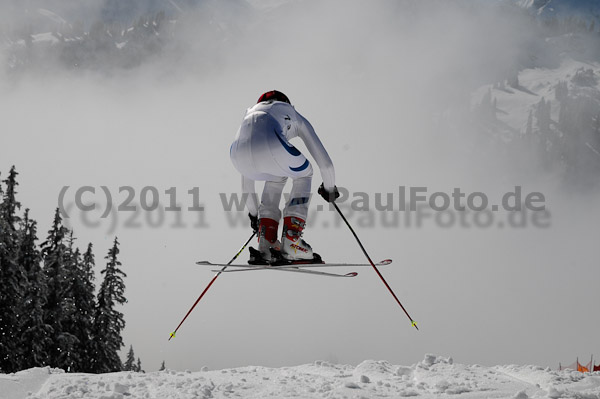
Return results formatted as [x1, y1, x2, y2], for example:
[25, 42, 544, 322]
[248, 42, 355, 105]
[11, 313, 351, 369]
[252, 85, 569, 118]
[230, 90, 339, 264]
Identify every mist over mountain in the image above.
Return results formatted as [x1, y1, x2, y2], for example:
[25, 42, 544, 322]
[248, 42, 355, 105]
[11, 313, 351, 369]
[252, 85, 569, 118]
[517, 0, 600, 26]
[2, 0, 599, 74]
[1, 0, 599, 186]
[1, 0, 220, 28]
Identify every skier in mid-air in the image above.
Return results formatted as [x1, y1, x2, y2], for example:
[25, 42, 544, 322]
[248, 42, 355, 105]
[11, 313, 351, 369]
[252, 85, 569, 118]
[168, 91, 415, 340]
[230, 90, 340, 264]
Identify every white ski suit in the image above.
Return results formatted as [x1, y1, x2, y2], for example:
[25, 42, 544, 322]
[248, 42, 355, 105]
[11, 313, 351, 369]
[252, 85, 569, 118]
[230, 100, 335, 222]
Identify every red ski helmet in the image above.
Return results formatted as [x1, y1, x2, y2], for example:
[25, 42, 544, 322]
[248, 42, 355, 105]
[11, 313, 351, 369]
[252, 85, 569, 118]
[257, 90, 291, 105]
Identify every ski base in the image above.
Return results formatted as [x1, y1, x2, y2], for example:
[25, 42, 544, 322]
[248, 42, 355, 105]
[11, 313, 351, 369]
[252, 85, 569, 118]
[195, 259, 392, 268]
[195, 259, 391, 278]
[218, 266, 358, 278]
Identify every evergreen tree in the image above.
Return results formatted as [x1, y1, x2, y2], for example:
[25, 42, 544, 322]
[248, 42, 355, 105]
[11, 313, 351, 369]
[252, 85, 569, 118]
[526, 110, 533, 136]
[555, 80, 568, 102]
[536, 97, 551, 135]
[124, 345, 135, 371]
[57, 232, 83, 372]
[74, 243, 97, 372]
[81, 244, 96, 284]
[58, 234, 97, 372]
[18, 209, 53, 369]
[136, 357, 143, 373]
[0, 167, 21, 227]
[41, 209, 78, 371]
[508, 69, 519, 88]
[159, 360, 166, 371]
[479, 88, 496, 121]
[0, 167, 26, 372]
[90, 237, 127, 373]
[558, 100, 568, 132]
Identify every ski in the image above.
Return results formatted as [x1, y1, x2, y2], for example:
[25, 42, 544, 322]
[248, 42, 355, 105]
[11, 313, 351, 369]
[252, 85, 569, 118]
[211, 266, 358, 278]
[195, 259, 392, 269]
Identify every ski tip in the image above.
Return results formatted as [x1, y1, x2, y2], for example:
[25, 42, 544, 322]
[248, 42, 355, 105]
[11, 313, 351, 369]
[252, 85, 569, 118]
[379, 259, 393, 265]
[346, 272, 359, 277]
[196, 261, 211, 265]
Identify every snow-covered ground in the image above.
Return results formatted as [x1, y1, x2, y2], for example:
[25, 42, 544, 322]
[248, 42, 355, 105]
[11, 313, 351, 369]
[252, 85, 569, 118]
[2, 355, 599, 399]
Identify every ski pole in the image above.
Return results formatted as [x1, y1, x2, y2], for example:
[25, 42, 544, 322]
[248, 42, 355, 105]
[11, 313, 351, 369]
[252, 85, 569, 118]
[332, 202, 419, 330]
[169, 231, 257, 341]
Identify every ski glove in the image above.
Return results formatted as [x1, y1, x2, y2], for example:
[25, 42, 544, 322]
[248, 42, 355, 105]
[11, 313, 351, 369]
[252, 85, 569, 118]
[249, 213, 258, 233]
[318, 183, 340, 203]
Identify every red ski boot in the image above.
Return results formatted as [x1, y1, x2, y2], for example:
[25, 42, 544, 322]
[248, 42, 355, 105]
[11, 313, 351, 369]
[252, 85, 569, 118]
[249, 218, 281, 265]
[281, 216, 315, 261]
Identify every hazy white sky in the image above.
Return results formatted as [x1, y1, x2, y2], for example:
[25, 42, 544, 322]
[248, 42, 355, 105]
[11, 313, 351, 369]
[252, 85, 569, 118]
[1, 0, 599, 371]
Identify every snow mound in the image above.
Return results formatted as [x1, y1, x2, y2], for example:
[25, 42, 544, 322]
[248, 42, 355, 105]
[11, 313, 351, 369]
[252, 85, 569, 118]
[0, 367, 63, 399]
[1, 356, 600, 399]
[353, 359, 398, 381]
[419, 354, 454, 368]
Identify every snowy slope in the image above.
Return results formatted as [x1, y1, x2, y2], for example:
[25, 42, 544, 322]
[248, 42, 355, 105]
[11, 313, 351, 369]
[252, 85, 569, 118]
[1, 355, 600, 399]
